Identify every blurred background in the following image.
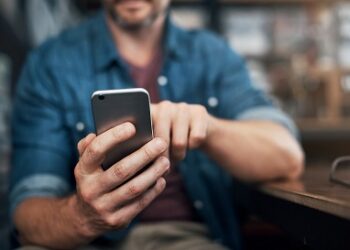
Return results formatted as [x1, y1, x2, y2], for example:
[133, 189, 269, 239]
[1, 0, 350, 249]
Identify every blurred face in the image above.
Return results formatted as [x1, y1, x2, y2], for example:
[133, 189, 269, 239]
[103, 0, 170, 30]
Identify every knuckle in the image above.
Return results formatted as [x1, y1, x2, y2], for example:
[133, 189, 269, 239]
[112, 164, 128, 180]
[92, 201, 107, 215]
[178, 102, 188, 110]
[87, 141, 102, 159]
[194, 104, 206, 112]
[74, 164, 81, 179]
[193, 105, 207, 116]
[137, 197, 148, 210]
[161, 100, 171, 106]
[127, 184, 142, 197]
[160, 101, 173, 111]
[77, 140, 84, 152]
[143, 146, 155, 161]
[111, 127, 123, 140]
[102, 214, 115, 227]
[74, 164, 86, 183]
[80, 189, 94, 204]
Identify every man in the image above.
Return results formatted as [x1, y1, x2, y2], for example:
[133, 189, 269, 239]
[10, 0, 304, 249]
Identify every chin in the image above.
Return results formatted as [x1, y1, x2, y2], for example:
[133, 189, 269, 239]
[112, 5, 158, 29]
[118, 10, 152, 25]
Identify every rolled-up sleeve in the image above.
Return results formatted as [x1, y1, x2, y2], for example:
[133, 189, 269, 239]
[10, 51, 74, 217]
[215, 43, 298, 138]
[236, 106, 298, 138]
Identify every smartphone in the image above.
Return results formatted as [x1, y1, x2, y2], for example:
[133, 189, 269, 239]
[91, 88, 153, 170]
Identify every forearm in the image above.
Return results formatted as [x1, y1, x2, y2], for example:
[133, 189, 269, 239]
[14, 195, 93, 249]
[204, 116, 304, 182]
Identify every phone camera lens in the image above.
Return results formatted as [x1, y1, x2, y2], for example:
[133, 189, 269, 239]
[98, 95, 105, 100]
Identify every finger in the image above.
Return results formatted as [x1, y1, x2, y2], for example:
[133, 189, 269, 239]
[171, 104, 190, 162]
[77, 133, 96, 157]
[109, 177, 166, 227]
[100, 156, 169, 210]
[188, 109, 208, 149]
[150, 103, 157, 116]
[80, 122, 136, 174]
[152, 103, 172, 158]
[102, 137, 168, 190]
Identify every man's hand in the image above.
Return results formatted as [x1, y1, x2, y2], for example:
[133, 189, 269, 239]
[73, 122, 169, 239]
[151, 101, 303, 182]
[151, 101, 212, 163]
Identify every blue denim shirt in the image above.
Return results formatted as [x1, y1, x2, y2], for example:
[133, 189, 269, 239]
[10, 10, 297, 249]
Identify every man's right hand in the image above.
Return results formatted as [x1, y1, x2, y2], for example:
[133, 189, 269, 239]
[72, 122, 169, 239]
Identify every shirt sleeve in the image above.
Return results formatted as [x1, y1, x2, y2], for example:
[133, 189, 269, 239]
[10, 51, 74, 216]
[215, 43, 298, 137]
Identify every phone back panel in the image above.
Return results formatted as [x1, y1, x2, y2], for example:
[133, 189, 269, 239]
[91, 89, 153, 170]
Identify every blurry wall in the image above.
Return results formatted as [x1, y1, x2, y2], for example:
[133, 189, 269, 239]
[0, 1, 96, 249]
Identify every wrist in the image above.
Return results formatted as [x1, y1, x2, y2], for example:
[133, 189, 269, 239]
[68, 194, 99, 241]
[205, 114, 220, 146]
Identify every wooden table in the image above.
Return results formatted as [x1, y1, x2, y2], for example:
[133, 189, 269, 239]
[233, 164, 350, 250]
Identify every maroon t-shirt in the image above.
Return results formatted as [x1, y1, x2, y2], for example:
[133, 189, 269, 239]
[126, 51, 198, 222]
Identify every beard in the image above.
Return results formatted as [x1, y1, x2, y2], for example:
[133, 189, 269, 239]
[107, 5, 164, 31]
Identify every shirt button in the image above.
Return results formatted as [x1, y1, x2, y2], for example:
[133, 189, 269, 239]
[76, 122, 85, 132]
[158, 76, 168, 86]
[208, 97, 219, 108]
[194, 200, 204, 210]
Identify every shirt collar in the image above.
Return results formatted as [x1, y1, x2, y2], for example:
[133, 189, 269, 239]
[92, 10, 186, 71]
[91, 11, 120, 71]
[162, 14, 187, 60]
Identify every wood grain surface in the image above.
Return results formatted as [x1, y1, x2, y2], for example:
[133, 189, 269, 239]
[260, 164, 350, 220]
